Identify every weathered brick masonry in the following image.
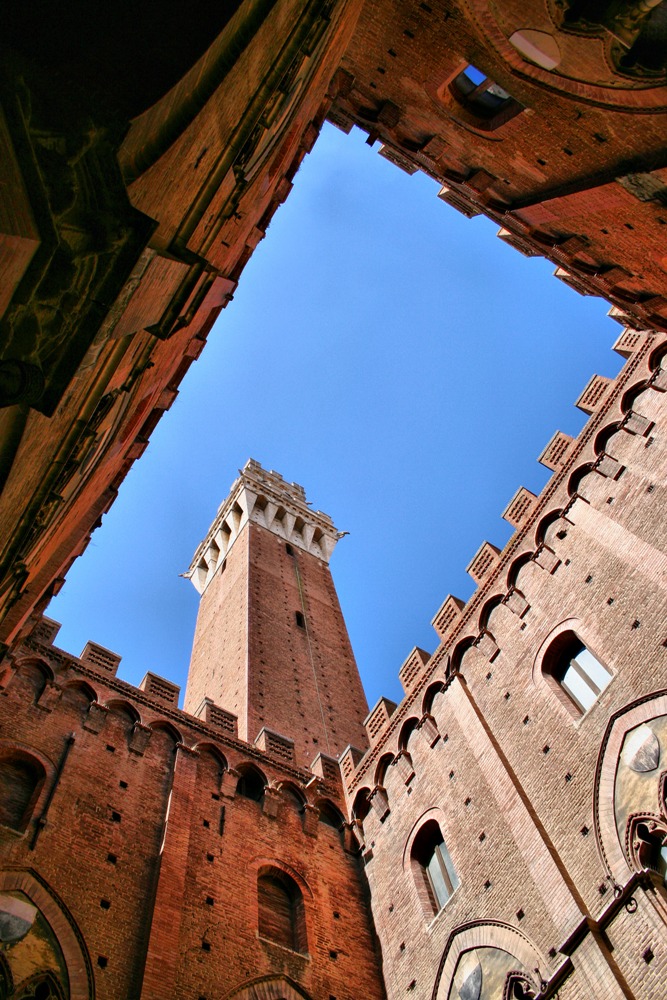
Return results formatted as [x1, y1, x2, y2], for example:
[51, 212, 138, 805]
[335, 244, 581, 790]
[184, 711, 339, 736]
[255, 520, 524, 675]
[2, 329, 667, 998]
[0, 615, 384, 1000]
[185, 461, 369, 765]
[343, 328, 667, 999]
[2, 1, 667, 997]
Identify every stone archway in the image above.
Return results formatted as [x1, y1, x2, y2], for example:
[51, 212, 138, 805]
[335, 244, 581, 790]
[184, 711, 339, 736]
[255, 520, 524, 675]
[223, 975, 313, 1000]
[432, 921, 546, 1000]
[0, 870, 94, 1000]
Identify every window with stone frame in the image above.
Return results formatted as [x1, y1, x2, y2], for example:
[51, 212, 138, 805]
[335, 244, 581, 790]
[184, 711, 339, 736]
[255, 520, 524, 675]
[411, 819, 459, 917]
[450, 64, 523, 129]
[257, 867, 307, 953]
[542, 631, 612, 717]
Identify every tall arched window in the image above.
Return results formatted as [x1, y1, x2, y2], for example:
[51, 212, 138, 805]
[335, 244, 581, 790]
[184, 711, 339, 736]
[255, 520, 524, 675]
[0, 752, 45, 833]
[411, 819, 459, 917]
[543, 632, 612, 716]
[257, 868, 307, 953]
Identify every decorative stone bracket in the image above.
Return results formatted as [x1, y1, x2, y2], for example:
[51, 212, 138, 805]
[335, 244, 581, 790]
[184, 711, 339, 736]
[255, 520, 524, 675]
[392, 751, 415, 785]
[83, 701, 108, 733]
[220, 767, 240, 799]
[129, 722, 152, 756]
[302, 803, 319, 837]
[263, 786, 282, 818]
[418, 713, 440, 748]
[369, 785, 390, 821]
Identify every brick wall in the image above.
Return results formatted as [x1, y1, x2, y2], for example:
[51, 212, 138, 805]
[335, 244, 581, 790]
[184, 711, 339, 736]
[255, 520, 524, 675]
[0, 631, 385, 1000]
[344, 331, 667, 999]
[187, 521, 369, 768]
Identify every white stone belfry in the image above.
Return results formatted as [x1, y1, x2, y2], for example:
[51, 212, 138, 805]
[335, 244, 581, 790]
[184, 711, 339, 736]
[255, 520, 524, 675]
[186, 459, 343, 594]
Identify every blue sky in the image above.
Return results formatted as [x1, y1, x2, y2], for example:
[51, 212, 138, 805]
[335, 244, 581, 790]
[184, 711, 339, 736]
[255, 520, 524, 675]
[49, 122, 623, 711]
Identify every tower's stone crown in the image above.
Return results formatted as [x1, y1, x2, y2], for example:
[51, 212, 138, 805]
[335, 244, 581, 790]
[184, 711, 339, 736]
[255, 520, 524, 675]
[187, 459, 342, 594]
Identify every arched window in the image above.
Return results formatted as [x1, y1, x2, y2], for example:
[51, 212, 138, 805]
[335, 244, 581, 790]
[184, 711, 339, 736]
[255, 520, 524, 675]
[0, 752, 45, 833]
[16, 974, 66, 999]
[317, 799, 344, 830]
[543, 632, 612, 716]
[351, 787, 371, 823]
[236, 765, 266, 803]
[411, 819, 459, 917]
[257, 868, 307, 953]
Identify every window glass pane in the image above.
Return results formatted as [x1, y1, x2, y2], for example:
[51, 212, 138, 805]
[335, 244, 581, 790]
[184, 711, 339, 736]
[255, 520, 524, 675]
[437, 841, 460, 893]
[574, 647, 612, 691]
[426, 850, 450, 910]
[486, 83, 511, 99]
[562, 665, 596, 712]
[660, 843, 667, 884]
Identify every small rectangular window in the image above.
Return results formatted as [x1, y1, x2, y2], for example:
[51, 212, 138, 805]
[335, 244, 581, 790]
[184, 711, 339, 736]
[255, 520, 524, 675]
[295, 611, 305, 629]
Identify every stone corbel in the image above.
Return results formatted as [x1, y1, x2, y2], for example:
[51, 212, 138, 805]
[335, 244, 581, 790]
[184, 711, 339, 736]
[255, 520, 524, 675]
[263, 785, 282, 818]
[534, 546, 560, 574]
[0, 662, 18, 694]
[343, 821, 363, 854]
[302, 803, 319, 837]
[505, 589, 529, 617]
[417, 712, 440, 748]
[392, 751, 415, 785]
[624, 410, 652, 436]
[369, 785, 390, 821]
[596, 454, 623, 479]
[220, 767, 240, 799]
[476, 631, 499, 661]
[36, 683, 62, 712]
[83, 701, 108, 733]
[129, 722, 152, 756]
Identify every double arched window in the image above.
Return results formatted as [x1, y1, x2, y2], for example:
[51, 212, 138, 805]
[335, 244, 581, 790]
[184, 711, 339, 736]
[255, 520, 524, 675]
[257, 867, 307, 953]
[411, 819, 459, 917]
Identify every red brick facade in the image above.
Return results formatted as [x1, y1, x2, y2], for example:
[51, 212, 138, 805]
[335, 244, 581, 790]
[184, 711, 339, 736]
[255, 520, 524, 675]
[2, 2, 667, 997]
[343, 329, 667, 999]
[0, 616, 384, 999]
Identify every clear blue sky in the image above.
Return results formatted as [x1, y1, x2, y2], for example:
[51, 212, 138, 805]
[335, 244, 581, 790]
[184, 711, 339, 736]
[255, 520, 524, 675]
[49, 122, 622, 711]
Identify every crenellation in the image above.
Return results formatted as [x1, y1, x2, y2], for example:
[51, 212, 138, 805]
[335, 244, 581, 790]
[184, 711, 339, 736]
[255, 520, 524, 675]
[539, 430, 576, 472]
[431, 594, 466, 640]
[467, 541, 502, 584]
[3, 3, 667, 991]
[576, 375, 614, 416]
[502, 486, 538, 529]
[80, 640, 122, 676]
[398, 647, 431, 694]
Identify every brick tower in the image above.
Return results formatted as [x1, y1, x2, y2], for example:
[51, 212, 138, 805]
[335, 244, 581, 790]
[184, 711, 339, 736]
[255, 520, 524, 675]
[184, 459, 369, 766]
